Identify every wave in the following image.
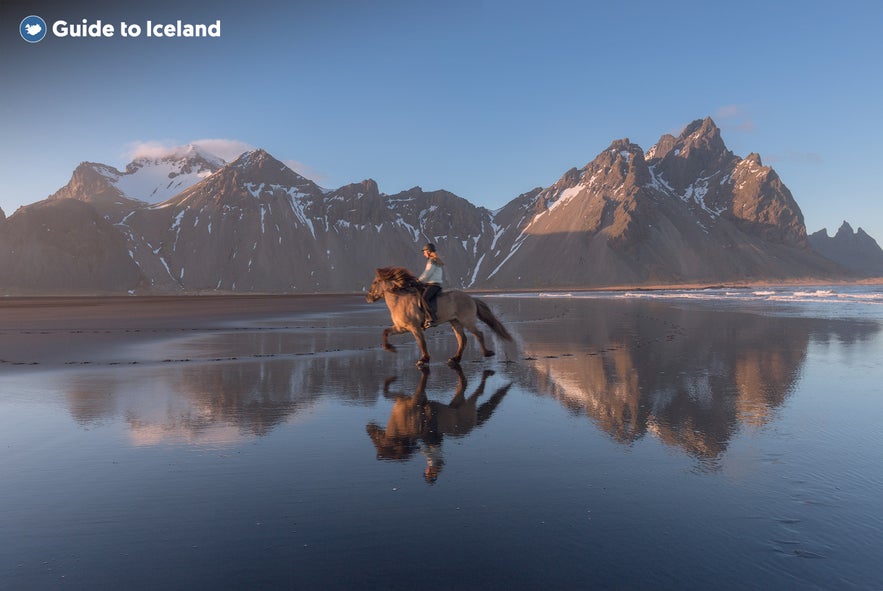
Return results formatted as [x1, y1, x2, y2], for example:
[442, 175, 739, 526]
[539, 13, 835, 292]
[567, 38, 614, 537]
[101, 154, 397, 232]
[495, 286, 883, 303]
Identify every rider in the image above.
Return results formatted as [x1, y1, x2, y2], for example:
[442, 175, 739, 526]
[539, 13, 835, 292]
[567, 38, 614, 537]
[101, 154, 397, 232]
[418, 243, 444, 329]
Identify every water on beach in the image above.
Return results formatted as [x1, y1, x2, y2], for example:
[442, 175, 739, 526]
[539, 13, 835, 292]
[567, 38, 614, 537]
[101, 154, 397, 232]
[1, 289, 882, 589]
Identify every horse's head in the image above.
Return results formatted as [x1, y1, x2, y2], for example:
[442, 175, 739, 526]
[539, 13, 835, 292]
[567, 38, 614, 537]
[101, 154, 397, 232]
[366, 269, 386, 302]
[367, 267, 420, 302]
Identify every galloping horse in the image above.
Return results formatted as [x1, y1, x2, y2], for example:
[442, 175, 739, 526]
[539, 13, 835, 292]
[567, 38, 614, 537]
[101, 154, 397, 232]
[366, 267, 513, 367]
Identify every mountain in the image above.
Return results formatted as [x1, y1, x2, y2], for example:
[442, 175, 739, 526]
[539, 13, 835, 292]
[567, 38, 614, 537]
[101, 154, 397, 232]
[0, 199, 141, 293]
[808, 222, 883, 276]
[478, 118, 842, 287]
[48, 144, 223, 219]
[116, 149, 494, 292]
[0, 118, 868, 294]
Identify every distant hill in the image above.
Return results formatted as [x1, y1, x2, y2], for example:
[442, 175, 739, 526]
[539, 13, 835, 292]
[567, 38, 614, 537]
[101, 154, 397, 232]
[0, 117, 866, 294]
[809, 222, 883, 277]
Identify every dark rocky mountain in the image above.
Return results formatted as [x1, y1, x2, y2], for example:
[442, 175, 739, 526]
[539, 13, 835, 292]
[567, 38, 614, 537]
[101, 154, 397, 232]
[0, 118, 868, 294]
[809, 222, 883, 276]
[478, 118, 842, 287]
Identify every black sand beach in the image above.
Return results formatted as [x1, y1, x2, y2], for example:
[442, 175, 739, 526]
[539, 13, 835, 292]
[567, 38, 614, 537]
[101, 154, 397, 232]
[1, 294, 881, 589]
[0, 294, 365, 366]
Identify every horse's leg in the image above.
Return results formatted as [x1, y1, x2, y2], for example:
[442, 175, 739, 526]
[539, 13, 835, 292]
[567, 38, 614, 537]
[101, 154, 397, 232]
[464, 319, 495, 357]
[448, 320, 467, 366]
[382, 327, 398, 352]
[410, 327, 430, 367]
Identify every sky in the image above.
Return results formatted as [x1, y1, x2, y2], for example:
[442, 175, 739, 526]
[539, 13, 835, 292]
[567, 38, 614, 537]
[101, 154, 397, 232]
[2, 0, 882, 241]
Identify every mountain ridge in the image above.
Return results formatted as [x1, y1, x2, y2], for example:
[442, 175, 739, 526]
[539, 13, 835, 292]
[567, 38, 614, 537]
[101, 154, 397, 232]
[1, 118, 877, 294]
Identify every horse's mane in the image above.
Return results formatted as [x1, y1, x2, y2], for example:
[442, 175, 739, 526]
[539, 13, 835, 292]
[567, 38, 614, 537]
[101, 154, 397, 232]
[376, 267, 422, 291]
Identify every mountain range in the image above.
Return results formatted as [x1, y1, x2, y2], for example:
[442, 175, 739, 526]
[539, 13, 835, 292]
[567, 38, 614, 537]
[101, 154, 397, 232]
[1, 117, 879, 294]
[808, 222, 883, 276]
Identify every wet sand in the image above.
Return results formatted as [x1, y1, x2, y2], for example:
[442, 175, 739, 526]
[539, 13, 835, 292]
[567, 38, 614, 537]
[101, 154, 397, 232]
[0, 294, 366, 367]
[1, 294, 882, 589]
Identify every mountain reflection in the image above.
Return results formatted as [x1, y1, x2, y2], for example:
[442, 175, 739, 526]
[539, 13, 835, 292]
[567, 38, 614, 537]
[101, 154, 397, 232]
[367, 367, 512, 483]
[507, 297, 880, 466]
[63, 353, 392, 446]
[57, 296, 879, 465]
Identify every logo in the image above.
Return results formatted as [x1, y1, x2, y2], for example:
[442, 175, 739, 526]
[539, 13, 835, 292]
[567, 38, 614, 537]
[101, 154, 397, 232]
[20, 15, 47, 43]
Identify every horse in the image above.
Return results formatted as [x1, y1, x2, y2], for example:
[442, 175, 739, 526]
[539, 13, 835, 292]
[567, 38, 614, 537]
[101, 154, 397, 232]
[366, 367, 512, 482]
[365, 266, 513, 367]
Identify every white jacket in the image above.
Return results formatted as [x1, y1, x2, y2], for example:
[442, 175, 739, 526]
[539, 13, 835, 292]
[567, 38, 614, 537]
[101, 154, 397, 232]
[419, 259, 444, 285]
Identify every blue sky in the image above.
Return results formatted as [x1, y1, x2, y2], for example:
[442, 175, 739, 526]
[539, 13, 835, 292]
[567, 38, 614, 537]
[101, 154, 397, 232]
[2, 0, 882, 242]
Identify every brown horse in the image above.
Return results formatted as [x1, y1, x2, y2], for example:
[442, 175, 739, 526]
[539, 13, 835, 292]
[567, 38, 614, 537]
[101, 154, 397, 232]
[366, 266, 513, 367]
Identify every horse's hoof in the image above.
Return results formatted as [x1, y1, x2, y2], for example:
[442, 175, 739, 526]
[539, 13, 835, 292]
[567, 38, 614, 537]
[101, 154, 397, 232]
[383, 344, 397, 353]
[484, 350, 495, 357]
[447, 358, 461, 368]
[416, 359, 429, 368]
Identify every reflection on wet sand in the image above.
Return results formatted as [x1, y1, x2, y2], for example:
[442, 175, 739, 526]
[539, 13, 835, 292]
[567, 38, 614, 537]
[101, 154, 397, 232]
[367, 367, 512, 483]
[505, 297, 880, 466]
[54, 296, 880, 467]
[63, 353, 393, 446]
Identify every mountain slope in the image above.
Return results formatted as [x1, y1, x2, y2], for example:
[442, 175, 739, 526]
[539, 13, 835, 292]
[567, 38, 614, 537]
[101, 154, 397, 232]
[0, 199, 141, 293]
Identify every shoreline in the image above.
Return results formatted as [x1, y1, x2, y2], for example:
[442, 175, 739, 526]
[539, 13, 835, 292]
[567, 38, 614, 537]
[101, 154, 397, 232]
[2, 282, 879, 369]
[3, 276, 881, 299]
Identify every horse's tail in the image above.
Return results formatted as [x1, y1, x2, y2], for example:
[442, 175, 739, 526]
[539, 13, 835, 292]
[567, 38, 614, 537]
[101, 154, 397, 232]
[474, 298, 513, 341]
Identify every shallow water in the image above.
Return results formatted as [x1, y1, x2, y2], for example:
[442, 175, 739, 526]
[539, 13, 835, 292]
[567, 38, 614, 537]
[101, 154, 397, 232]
[1, 296, 882, 590]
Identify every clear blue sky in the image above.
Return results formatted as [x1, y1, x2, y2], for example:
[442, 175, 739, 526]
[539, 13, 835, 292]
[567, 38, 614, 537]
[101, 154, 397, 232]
[2, 0, 882, 241]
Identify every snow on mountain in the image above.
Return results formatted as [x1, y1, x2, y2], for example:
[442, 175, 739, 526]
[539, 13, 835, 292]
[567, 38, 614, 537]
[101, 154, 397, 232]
[107, 144, 225, 204]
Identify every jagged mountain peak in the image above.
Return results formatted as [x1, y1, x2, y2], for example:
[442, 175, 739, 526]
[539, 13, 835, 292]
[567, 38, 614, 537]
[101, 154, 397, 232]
[809, 220, 883, 276]
[157, 147, 323, 210]
[681, 116, 719, 138]
[650, 117, 736, 194]
[836, 220, 855, 237]
[674, 117, 728, 159]
[231, 148, 273, 167]
[334, 179, 380, 199]
[222, 149, 314, 186]
[645, 134, 677, 162]
[574, 138, 650, 189]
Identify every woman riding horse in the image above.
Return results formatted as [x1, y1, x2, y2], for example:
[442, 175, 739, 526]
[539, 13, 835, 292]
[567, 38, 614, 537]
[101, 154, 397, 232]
[418, 243, 444, 328]
[366, 266, 513, 367]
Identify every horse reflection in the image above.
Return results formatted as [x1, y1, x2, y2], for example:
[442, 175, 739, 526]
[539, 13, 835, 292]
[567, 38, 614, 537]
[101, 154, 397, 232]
[366, 367, 512, 483]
